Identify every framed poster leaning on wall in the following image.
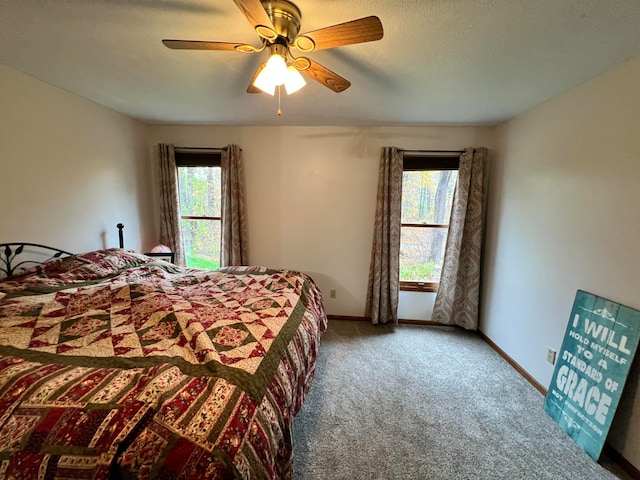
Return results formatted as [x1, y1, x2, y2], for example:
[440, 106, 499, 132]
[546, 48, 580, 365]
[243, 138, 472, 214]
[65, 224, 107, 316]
[544, 290, 640, 460]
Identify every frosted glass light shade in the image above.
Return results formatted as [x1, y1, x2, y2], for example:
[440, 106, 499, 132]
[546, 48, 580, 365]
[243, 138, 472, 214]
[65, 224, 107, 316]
[284, 66, 306, 94]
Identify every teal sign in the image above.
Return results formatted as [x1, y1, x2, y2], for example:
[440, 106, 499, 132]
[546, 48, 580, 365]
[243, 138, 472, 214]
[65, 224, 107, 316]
[544, 290, 640, 460]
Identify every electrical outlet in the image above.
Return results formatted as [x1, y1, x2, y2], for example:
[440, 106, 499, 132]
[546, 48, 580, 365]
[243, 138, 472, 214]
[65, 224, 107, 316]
[329, 289, 336, 299]
[546, 347, 556, 365]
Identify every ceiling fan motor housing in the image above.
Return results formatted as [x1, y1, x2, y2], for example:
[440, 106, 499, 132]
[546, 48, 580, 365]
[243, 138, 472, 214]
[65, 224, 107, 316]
[261, 0, 302, 43]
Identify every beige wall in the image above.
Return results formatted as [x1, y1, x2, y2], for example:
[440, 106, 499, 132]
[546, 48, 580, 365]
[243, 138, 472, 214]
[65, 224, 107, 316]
[0, 65, 153, 252]
[481, 57, 640, 468]
[146, 125, 491, 317]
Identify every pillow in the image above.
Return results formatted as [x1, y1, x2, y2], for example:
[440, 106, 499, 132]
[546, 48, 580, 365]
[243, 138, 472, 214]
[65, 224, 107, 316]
[0, 248, 153, 293]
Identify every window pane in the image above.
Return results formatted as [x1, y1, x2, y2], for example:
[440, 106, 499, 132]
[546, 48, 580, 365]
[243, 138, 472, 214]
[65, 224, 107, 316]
[401, 170, 457, 224]
[178, 166, 221, 217]
[181, 218, 221, 270]
[400, 226, 448, 282]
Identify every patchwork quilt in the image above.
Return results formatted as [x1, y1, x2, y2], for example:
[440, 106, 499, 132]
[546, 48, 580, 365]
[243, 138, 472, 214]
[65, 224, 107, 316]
[0, 249, 327, 479]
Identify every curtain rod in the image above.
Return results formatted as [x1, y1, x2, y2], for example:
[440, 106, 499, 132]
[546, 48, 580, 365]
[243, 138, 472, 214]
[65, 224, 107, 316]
[400, 149, 465, 155]
[175, 147, 225, 152]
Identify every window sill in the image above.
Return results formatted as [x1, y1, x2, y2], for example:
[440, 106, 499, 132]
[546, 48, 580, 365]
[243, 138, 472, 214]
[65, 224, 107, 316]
[399, 281, 438, 293]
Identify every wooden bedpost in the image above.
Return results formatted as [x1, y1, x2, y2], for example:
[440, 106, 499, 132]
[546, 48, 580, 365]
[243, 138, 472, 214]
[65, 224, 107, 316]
[117, 223, 124, 248]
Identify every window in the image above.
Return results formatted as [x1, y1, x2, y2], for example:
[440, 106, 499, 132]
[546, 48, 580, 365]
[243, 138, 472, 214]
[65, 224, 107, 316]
[175, 149, 222, 270]
[400, 155, 459, 292]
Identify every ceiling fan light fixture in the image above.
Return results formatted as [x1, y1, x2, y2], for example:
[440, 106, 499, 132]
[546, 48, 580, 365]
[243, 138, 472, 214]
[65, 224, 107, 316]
[253, 52, 288, 94]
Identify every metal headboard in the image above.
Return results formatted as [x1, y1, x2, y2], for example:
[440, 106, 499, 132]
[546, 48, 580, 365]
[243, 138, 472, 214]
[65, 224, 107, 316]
[0, 224, 125, 279]
[0, 243, 73, 278]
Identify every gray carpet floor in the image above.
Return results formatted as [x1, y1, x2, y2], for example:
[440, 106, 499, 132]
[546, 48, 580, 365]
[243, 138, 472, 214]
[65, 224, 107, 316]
[292, 320, 627, 480]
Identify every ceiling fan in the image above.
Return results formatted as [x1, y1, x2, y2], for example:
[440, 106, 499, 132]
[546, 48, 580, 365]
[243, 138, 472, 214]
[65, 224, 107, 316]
[162, 0, 384, 95]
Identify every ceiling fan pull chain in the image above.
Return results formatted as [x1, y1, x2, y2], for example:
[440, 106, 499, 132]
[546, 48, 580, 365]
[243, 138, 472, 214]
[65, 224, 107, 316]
[277, 85, 282, 115]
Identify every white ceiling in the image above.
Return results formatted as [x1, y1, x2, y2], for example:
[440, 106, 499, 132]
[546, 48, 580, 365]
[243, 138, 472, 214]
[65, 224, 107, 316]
[1, 0, 638, 126]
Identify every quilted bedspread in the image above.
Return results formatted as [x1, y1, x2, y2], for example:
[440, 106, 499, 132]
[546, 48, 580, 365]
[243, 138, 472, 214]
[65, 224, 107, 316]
[0, 249, 327, 479]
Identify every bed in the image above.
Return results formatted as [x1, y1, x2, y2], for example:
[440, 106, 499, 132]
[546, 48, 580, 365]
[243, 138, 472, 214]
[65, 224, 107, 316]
[0, 246, 327, 478]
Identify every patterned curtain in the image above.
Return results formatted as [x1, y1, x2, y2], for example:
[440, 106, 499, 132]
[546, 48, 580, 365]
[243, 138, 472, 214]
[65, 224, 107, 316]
[221, 144, 248, 267]
[365, 147, 403, 325]
[432, 147, 488, 330]
[158, 144, 185, 266]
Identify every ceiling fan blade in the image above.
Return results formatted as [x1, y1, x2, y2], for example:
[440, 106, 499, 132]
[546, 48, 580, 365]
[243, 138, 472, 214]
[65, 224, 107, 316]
[294, 16, 383, 52]
[233, 0, 278, 41]
[298, 58, 351, 93]
[247, 62, 266, 93]
[162, 39, 245, 51]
